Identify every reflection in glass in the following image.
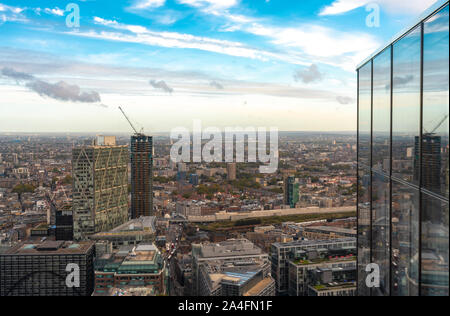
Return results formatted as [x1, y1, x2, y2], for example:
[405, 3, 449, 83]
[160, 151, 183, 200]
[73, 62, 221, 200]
[372, 48, 391, 173]
[359, 63, 372, 168]
[423, 5, 449, 199]
[372, 172, 390, 295]
[421, 194, 449, 296]
[391, 180, 419, 296]
[392, 26, 421, 185]
[357, 167, 371, 296]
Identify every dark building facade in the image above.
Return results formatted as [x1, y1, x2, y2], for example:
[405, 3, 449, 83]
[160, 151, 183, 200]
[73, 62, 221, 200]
[131, 135, 154, 218]
[357, 0, 449, 296]
[55, 206, 73, 241]
[0, 241, 95, 296]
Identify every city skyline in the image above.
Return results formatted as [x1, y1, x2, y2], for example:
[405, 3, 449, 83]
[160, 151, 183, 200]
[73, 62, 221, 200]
[0, 0, 440, 133]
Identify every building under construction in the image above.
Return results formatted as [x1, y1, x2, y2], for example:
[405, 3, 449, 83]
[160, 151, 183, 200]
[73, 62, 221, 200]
[131, 135, 154, 218]
[72, 136, 129, 240]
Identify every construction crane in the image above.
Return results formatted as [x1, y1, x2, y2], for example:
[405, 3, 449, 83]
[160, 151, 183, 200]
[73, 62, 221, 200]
[119, 106, 143, 135]
[424, 114, 449, 135]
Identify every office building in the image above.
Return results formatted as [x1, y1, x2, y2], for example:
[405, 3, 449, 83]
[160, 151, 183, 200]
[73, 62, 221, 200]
[72, 137, 129, 240]
[89, 216, 156, 248]
[271, 238, 356, 295]
[0, 240, 95, 296]
[284, 176, 299, 208]
[357, 0, 449, 296]
[131, 135, 154, 218]
[93, 244, 166, 296]
[191, 239, 273, 296]
[55, 204, 73, 241]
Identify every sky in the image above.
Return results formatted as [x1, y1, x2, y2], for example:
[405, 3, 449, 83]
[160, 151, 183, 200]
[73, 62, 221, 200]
[0, 0, 440, 133]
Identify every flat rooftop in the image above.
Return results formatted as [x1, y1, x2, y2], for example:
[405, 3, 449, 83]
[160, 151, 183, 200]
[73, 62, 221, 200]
[272, 237, 356, 249]
[304, 226, 356, 235]
[3, 240, 94, 255]
[244, 277, 274, 296]
[198, 239, 264, 259]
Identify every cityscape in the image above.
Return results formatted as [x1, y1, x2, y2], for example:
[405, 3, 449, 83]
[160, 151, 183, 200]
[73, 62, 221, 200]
[0, 0, 448, 301]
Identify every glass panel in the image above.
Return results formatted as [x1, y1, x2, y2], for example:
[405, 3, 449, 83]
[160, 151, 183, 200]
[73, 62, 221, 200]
[372, 48, 392, 174]
[423, 5, 449, 199]
[372, 172, 390, 295]
[421, 193, 449, 296]
[391, 180, 419, 296]
[392, 26, 421, 185]
[357, 167, 371, 296]
[358, 62, 372, 168]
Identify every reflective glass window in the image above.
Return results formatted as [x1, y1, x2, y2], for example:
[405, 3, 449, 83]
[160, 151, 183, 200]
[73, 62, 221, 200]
[423, 5, 449, 199]
[372, 172, 390, 295]
[359, 63, 372, 168]
[372, 48, 392, 174]
[391, 180, 419, 296]
[392, 26, 422, 185]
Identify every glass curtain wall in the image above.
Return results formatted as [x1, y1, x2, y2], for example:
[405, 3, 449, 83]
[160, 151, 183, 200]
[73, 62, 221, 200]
[357, 3, 449, 296]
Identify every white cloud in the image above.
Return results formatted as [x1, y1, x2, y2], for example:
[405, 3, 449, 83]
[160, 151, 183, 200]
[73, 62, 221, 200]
[131, 0, 166, 9]
[82, 17, 310, 65]
[0, 2, 27, 24]
[319, 0, 438, 16]
[177, 0, 238, 10]
[44, 7, 65, 16]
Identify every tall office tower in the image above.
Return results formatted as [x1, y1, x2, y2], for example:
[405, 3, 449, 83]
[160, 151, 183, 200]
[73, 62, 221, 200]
[414, 135, 442, 194]
[284, 176, 299, 208]
[227, 163, 237, 181]
[72, 137, 129, 240]
[0, 240, 95, 296]
[131, 135, 153, 218]
[356, 0, 449, 296]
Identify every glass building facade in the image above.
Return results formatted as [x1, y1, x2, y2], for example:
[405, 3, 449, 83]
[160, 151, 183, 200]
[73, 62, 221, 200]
[357, 1, 449, 296]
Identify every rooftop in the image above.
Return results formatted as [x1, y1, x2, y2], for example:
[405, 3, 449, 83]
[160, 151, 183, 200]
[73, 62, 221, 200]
[3, 240, 94, 255]
[197, 239, 264, 259]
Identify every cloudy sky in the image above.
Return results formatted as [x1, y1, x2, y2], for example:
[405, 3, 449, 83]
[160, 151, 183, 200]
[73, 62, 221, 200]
[0, 0, 440, 133]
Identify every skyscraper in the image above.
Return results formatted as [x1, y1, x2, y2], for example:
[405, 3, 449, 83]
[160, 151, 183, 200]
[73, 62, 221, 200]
[356, 0, 449, 296]
[131, 135, 153, 218]
[284, 176, 299, 209]
[72, 137, 129, 240]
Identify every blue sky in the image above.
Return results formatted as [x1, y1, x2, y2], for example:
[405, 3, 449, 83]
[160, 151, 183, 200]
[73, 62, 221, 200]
[0, 0, 440, 133]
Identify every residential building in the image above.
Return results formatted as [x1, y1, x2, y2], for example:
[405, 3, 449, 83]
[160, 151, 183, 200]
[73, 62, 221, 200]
[191, 239, 272, 296]
[131, 135, 153, 218]
[271, 238, 356, 295]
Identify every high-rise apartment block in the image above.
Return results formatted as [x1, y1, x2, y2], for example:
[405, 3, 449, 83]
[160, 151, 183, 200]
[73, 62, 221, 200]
[357, 0, 449, 296]
[284, 176, 299, 208]
[131, 135, 153, 218]
[72, 137, 129, 240]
